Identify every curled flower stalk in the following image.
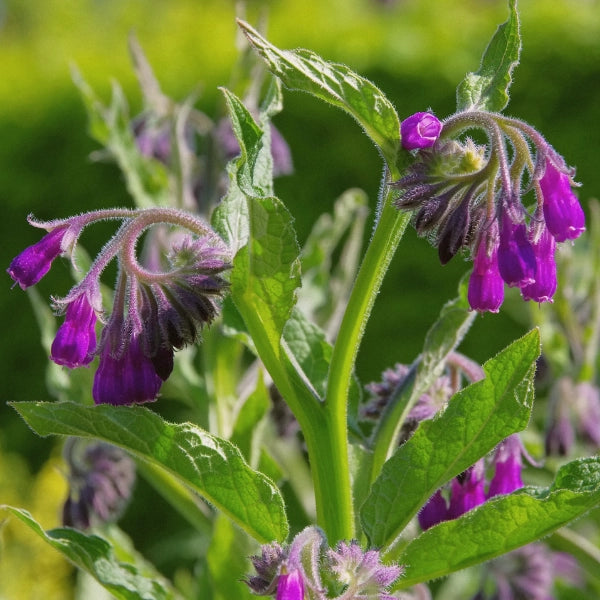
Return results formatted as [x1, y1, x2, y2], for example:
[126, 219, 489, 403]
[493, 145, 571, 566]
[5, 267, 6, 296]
[7, 207, 231, 405]
[393, 110, 585, 312]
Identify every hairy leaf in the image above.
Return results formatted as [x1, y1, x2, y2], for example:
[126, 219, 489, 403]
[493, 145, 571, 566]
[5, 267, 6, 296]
[10, 402, 288, 543]
[395, 457, 600, 587]
[456, 0, 521, 112]
[238, 20, 400, 168]
[362, 329, 540, 548]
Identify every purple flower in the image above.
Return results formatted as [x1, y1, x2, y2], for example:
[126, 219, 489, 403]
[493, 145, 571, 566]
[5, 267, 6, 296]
[392, 110, 585, 313]
[520, 225, 557, 303]
[50, 294, 97, 368]
[418, 489, 449, 530]
[401, 112, 442, 150]
[93, 333, 163, 406]
[7, 226, 68, 289]
[62, 439, 136, 530]
[328, 540, 403, 600]
[487, 434, 524, 498]
[498, 213, 536, 288]
[133, 115, 172, 164]
[468, 229, 504, 313]
[276, 569, 304, 600]
[540, 160, 585, 242]
[448, 460, 486, 519]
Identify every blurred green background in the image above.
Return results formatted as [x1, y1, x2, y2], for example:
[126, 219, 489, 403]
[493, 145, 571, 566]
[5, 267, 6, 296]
[1, 0, 599, 595]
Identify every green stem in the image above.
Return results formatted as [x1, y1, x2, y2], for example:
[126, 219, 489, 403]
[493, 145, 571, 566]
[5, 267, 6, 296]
[324, 182, 411, 535]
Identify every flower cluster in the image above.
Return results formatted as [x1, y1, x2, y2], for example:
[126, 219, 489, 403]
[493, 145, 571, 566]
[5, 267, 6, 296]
[362, 351, 484, 444]
[245, 527, 403, 600]
[7, 208, 231, 405]
[395, 111, 585, 312]
[419, 434, 529, 531]
[62, 439, 136, 530]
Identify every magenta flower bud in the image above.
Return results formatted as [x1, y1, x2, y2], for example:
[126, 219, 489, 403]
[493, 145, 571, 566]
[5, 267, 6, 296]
[401, 112, 442, 150]
[521, 226, 557, 303]
[468, 234, 504, 313]
[7, 226, 68, 289]
[540, 161, 585, 242]
[498, 213, 536, 288]
[448, 460, 486, 519]
[488, 435, 524, 498]
[93, 334, 163, 405]
[50, 294, 97, 368]
[276, 569, 304, 600]
[418, 489, 449, 530]
[132, 115, 172, 164]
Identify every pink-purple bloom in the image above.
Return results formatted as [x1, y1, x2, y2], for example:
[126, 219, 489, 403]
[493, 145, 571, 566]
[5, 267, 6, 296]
[51, 294, 98, 368]
[468, 228, 504, 313]
[7, 226, 68, 289]
[540, 160, 586, 242]
[276, 569, 304, 600]
[497, 214, 536, 288]
[520, 225, 557, 302]
[487, 434, 525, 498]
[401, 112, 442, 150]
[418, 489, 449, 531]
[448, 460, 486, 519]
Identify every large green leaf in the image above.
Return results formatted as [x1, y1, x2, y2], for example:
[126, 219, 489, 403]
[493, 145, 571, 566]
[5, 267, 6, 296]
[1, 507, 177, 600]
[456, 0, 521, 112]
[10, 402, 288, 543]
[395, 457, 600, 587]
[237, 20, 400, 168]
[361, 329, 539, 548]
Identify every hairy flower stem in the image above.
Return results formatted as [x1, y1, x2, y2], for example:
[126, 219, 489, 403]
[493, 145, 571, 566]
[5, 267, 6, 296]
[324, 171, 411, 534]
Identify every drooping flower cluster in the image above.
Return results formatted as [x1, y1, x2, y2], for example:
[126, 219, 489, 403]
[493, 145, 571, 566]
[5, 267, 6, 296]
[394, 111, 585, 312]
[8, 208, 231, 405]
[245, 526, 403, 600]
[62, 438, 136, 530]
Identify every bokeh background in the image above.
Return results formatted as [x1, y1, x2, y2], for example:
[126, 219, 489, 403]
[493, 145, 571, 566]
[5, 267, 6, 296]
[1, 0, 599, 597]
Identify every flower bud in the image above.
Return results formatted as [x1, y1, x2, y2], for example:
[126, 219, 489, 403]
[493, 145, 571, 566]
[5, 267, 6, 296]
[401, 112, 442, 150]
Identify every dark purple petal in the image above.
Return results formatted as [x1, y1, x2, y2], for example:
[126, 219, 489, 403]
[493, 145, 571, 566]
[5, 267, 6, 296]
[468, 235, 504, 313]
[418, 489, 449, 530]
[51, 295, 97, 368]
[540, 161, 585, 242]
[520, 226, 557, 303]
[401, 112, 442, 150]
[7, 226, 68, 289]
[498, 213, 536, 287]
[93, 335, 162, 405]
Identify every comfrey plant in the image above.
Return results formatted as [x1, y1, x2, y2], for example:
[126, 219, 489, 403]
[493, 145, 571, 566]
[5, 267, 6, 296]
[4, 2, 600, 599]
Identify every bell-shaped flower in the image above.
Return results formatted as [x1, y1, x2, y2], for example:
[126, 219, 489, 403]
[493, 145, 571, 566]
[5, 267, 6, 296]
[540, 160, 585, 242]
[468, 228, 504, 313]
[448, 460, 486, 519]
[488, 434, 525, 498]
[51, 294, 98, 368]
[520, 225, 557, 303]
[7, 226, 69, 289]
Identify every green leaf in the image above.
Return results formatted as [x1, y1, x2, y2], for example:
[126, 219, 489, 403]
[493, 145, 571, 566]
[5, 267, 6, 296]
[221, 87, 274, 198]
[1, 507, 178, 600]
[10, 402, 288, 543]
[237, 19, 401, 168]
[395, 457, 600, 587]
[456, 0, 521, 112]
[361, 329, 540, 548]
[231, 195, 301, 351]
[283, 309, 333, 399]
